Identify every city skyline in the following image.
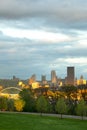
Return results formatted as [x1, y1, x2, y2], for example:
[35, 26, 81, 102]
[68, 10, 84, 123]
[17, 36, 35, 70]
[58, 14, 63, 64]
[0, 0, 87, 79]
[0, 66, 86, 82]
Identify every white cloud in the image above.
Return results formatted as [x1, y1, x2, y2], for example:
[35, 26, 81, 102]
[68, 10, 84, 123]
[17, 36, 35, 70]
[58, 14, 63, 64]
[54, 57, 87, 65]
[83, 69, 87, 73]
[70, 30, 87, 49]
[65, 57, 87, 64]
[77, 40, 87, 48]
[1, 27, 71, 43]
[76, 31, 87, 48]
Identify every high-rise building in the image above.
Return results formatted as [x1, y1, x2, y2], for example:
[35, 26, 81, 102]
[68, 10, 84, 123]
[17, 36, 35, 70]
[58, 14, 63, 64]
[41, 75, 47, 84]
[66, 67, 75, 85]
[42, 75, 46, 81]
[51, 70, 57, 83]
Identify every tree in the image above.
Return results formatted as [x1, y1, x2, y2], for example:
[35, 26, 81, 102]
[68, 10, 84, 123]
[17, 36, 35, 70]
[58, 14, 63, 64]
[14, 99, 25, 112]
[60, 85, 77, 115]
[19, 89, 36, 112]
[67, 99, 77, 115]
[36, 95, 48, 116]
[76, 98, 86, 120]
[7, 99, 15, 111]
[0, 96, 8, 111]
[55, 97, 67, 119]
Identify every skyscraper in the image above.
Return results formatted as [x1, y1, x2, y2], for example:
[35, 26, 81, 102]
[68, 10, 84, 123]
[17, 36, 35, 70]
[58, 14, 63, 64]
[66, 67, 75, 85]
[41, 75, 47, 84]
[42, 75, 46, 81]
[51, 70, 57, 83]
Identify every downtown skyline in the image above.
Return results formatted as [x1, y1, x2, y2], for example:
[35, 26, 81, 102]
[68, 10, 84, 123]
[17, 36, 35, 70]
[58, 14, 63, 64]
[0, 0, 87, 79]
[0, 66, 86, 82]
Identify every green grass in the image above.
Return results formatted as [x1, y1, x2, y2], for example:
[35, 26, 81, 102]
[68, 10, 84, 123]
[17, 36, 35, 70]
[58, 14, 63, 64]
[0, 113, 87, 130]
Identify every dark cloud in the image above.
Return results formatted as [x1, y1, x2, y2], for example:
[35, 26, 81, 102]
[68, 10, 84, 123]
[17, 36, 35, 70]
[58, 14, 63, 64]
[0, 0, 87, 30]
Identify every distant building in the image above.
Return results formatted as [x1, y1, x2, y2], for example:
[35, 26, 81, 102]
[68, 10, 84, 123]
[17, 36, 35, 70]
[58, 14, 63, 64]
[29, 74, 36, 85]
[13, 75, 19, 81]
[32, 82, 40, 89]
[41, 75, 47, 84]
[66, 67, 75, 85]
[51, 70, 57, 83]
[58, 78, 63, 87]
[77, 75, 86, 85]
[31, 74, 36, 82]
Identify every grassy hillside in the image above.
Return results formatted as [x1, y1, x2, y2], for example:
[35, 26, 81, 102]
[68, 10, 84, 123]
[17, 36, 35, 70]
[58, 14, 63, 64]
[0, 113, 87, 130]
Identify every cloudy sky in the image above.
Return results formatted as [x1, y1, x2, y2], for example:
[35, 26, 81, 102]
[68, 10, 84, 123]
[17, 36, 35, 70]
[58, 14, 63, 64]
[0, 0, 87, 80]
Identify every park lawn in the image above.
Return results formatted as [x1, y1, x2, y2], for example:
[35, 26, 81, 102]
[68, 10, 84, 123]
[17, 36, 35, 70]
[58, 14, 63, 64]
[0, 113, 87, 130]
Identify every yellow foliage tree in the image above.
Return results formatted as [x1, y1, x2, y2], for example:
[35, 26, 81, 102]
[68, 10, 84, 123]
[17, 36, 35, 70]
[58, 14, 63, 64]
[14, 99, 25, 112]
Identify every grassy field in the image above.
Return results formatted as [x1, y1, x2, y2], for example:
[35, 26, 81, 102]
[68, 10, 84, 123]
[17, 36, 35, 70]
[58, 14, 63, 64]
[0, 113, 87, 130]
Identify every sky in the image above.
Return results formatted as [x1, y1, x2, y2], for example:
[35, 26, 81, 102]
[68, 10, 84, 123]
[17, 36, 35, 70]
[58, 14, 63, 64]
[0, 0, 87, 80]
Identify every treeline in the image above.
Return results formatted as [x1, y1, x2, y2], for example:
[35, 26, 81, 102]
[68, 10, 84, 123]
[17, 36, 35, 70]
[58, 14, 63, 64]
[0, 87, 87, 120]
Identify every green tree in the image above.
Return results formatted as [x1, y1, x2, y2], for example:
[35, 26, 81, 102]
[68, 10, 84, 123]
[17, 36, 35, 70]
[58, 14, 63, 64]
[7, 99, 15, 111]
[76, 98, 86, 120]
[0, 96, 8, 111]
[19, 89, 36, 112]
[60, 85, 77, 115]
[36, 95, 48, 116]
[55, 97, 67, 119]
[14, 99, 25, 112]
[67, 99, 77, 115]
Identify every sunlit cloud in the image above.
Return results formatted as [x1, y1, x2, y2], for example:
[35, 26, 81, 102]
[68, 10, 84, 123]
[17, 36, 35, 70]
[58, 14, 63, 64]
[54, 57, 87, 65]
[1, 27, 71, 43]
[65, 57, 87, 64]
[76, 31, 87, 48]
[77, 40, 87, 48]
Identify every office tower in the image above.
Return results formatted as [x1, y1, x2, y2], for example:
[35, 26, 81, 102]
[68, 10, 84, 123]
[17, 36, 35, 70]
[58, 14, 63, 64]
[42, 75, 46, 81]
[41, 75, 46, 82]
[41, 75, 47, 84]
[51, 70, 57, 83]
[66, 67, 75, 85]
